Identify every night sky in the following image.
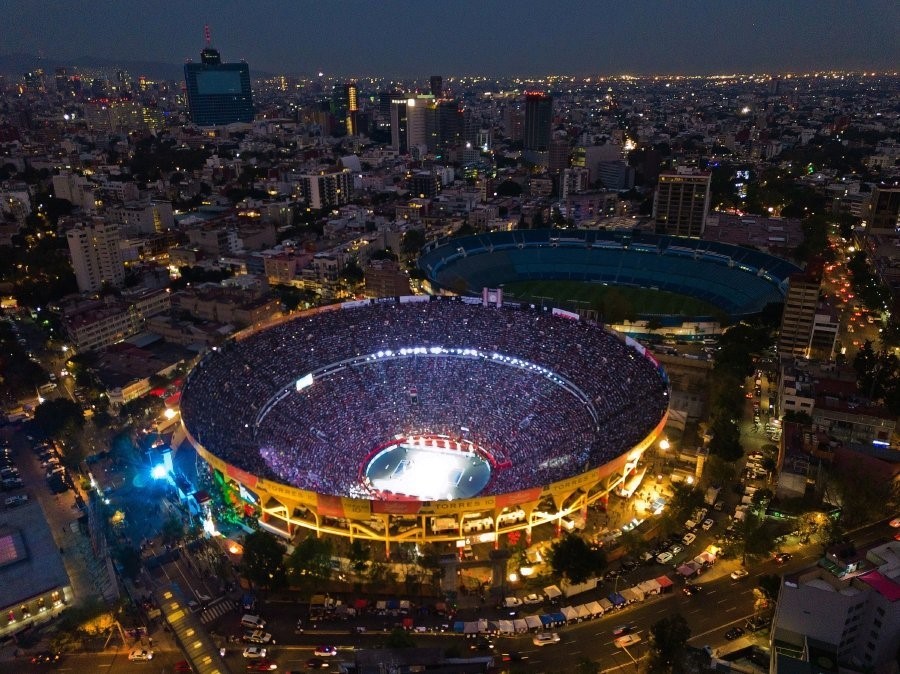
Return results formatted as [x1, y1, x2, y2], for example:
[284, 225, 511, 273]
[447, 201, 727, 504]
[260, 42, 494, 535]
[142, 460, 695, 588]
[3, 0, 899, 76]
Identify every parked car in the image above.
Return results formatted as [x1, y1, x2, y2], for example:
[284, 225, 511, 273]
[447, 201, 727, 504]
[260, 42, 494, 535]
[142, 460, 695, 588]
[522, 593, 543, 605]
[243, 630, 274, 644]
[682, 532, 696, 546]
[701, 518, 715, 531]
[656, 551, 673, 564]
[725, 626, 745, 641]
[745, 615, 771, 631]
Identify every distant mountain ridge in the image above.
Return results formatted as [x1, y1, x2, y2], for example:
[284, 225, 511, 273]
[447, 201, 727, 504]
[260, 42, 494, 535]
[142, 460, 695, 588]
[0, 52, 271, 82]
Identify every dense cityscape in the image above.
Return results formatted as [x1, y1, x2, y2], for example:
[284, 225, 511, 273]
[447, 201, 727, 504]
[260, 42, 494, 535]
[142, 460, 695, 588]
[0, 9, 899, 674]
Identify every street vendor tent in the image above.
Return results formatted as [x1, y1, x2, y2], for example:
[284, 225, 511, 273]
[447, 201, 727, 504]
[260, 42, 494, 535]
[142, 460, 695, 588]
[585, 601, 604, 616]
[599, 598, 614, 612]
[694, 551, 716, 565]
[637, 579, 661, 595]
[561, 606, 578, 622]
[495, 619, 515, 635]
[608, 592, 626, 607]
[625, 586, 645, 602]
[677, 563, 697, 577]
[544, 584, 563, 600]
[525, 615, 542, 630]
[513, 618, 528, 633]
[655, 576, 674, 591]
[575, 605, 591, 620]
[549, 612, 566, 625]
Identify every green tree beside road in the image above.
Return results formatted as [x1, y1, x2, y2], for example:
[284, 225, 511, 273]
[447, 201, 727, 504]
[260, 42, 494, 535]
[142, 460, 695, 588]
[241, 530, 287, 590]
[549, 534, 606, 584]
[646, 613, 691, 674]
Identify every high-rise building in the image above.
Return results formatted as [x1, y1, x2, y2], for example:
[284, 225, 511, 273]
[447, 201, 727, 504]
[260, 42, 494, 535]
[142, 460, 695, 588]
[378, 91, 400, 130]
[427, 99, 462, 152]
[406, 95, 433, 150]
[548, 135, 571, 173]
[652, 170, 712, 238]
[777, 267, 822, 358]
[299, 169, 352, 210]
[429, 75, 443, 98]
[390, 98, 409, 153]
[345, 81, 359, 136]
[524, 92, 552, 152]
[503, 107, 524, 143]
[184, 45, 253, 127]
[66, 220, 125, 293]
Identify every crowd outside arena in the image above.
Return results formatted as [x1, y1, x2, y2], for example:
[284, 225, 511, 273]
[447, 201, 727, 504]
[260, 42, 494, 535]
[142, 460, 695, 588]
[180, 300, 668, 498]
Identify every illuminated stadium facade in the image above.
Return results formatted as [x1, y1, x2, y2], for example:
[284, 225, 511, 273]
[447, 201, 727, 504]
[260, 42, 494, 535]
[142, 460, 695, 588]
[417, 229, 801, 320]
[179, 297, 669, 551]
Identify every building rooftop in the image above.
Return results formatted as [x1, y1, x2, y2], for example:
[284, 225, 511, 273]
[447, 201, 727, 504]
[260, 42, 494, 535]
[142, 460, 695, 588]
[0, 501, 70, 609]
[856, 570, 900, 602]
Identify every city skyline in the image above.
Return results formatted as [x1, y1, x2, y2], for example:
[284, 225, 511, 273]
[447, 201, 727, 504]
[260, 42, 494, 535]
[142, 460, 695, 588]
[1, 0, 899, 78]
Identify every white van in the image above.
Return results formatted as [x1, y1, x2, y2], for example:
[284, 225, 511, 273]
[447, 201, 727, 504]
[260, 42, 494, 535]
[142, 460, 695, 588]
[240, 614, 266, 629]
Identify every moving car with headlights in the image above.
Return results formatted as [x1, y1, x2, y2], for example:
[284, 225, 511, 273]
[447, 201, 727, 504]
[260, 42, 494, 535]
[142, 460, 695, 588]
[532, 632, 560, 646]
[128, 648, 154, 661]
[615, 633, 642, 648]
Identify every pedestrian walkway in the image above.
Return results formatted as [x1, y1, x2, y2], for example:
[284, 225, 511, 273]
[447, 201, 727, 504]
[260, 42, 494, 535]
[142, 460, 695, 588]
[200, 596, 234, 624]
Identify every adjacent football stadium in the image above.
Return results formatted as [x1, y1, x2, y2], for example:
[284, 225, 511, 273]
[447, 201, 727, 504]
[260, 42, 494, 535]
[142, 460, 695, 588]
[179, 297, 669, 550]
[417, 229, 800, 321]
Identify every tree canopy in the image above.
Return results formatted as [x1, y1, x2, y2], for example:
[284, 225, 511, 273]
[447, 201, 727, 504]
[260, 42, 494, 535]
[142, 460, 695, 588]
[32, 398, 84, 440]
[647, 613, 692, 674]
[286, 536, 334, 593]
[400, 229, 427, 257]
[240, 530, 287, 590]
[548, 534, 606, 584]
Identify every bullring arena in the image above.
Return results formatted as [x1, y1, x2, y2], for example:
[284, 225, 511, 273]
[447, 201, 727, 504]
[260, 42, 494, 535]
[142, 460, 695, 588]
[179, 296, 669, 553]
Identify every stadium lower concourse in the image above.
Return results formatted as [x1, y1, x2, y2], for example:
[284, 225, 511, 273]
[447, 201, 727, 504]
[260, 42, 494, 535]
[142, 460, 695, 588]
[179, 296, 669, 551]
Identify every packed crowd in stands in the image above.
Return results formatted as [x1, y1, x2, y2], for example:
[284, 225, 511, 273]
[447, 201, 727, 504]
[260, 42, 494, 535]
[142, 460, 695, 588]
[180, 298, 668, 498]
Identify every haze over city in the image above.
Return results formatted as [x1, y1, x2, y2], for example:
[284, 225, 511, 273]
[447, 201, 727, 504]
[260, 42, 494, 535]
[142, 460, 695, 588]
[1, 0, 899, 76]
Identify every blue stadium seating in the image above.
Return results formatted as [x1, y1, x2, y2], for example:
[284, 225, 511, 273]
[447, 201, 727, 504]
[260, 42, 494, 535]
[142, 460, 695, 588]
[418, 229, 799, 318]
